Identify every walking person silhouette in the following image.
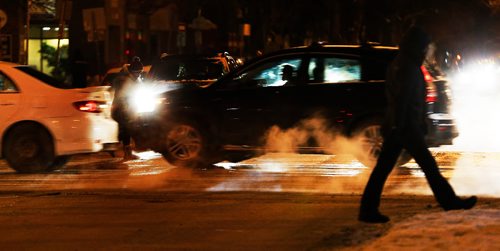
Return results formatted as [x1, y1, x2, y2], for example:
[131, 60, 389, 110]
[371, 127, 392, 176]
[358, 26, 477, 223]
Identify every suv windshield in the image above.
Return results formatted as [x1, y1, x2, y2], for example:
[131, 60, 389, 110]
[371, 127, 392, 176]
[14, 66, 69, 89]
[148, 58, 226, 81]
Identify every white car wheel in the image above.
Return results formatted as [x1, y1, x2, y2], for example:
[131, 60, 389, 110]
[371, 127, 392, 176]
[4, 124, 57, 173]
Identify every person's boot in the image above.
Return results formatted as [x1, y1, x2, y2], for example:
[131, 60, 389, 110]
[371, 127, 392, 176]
[358, 209, 390, 223]
[123, 145, 140, 161]
[443, 196, 477, 211]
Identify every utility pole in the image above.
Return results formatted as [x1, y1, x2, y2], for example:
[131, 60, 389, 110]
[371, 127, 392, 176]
[25, 0, 32, 65]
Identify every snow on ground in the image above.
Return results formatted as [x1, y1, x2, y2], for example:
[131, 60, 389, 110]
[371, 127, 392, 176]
[346, 148, 500, 250]
[346, 209, 500, 250]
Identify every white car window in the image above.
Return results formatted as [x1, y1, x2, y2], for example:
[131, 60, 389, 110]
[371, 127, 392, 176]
[14, 66, 69, 89]
[0, 72, 18, 92]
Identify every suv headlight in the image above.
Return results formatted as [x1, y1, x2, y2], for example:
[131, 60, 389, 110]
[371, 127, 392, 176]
[129, 85, 165, 113]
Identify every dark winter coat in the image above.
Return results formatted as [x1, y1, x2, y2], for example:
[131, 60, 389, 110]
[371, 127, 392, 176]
[384, 26, 431, 136]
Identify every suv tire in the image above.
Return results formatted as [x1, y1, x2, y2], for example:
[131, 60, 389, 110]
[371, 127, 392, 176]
[160, 121, 218, 168]
[353, 120, 412, 168]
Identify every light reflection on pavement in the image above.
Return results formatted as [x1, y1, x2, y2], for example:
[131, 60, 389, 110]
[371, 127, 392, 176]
[0, 148, 499, 197]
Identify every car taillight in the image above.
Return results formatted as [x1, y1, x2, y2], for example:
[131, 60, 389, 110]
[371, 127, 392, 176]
[426, 85, 437, 103]
[73, 101, 106, 113]
[421, 65, 433, 82]
[421, 66, 437, 103]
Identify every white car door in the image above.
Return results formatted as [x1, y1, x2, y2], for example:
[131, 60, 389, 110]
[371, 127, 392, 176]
[0, 71, 21, 126]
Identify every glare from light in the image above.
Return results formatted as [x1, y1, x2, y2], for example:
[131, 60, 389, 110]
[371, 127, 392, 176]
[129, 82, 171, 113]
[214, 162, 240, 170]
[134, 150, 162, 160]
[258, 161, 288, 172]
[130, 87, 160, 113]
[453, 61, 499, 93]
[449, 58, 500, 151]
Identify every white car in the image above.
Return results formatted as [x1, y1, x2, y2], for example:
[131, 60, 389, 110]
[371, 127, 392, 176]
[0, 61, 119, 173]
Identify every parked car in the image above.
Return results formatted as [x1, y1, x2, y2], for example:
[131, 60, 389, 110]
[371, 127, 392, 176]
[125, 43, 458, 168]
[146, 52, 239, 87]
[0, 61, 119, 173]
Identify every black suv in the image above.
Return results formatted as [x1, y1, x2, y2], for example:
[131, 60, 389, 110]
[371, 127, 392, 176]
[146, 52, 239, 87]
[127, 44, 458, 168]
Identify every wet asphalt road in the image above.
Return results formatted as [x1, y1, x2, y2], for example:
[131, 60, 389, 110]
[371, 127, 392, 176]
[0, 148, 498, 250]
[0, 148, 492, 196]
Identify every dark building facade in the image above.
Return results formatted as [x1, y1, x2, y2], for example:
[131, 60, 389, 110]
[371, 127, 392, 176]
[1, 0, 497, 82]
[0, 1, 26, 63]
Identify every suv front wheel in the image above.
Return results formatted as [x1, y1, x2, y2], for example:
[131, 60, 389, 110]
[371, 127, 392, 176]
[160, 122, 216, 168]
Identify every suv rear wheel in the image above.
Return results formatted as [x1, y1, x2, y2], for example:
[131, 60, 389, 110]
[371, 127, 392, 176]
[353, 120, 412, 168]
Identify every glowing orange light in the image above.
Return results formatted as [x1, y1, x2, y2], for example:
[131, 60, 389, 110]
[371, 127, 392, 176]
[243, 23, 251, 37]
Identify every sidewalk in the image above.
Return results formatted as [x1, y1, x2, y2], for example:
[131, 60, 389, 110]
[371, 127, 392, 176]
[345, 207, 500, 250]
[344, 147, 500, 250]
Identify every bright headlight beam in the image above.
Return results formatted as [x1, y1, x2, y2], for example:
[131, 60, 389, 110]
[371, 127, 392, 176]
[130, 88, 158, 113]
[448, 57, 500, 151]
[129, 83, 168, 113]
[451, 59, 499, 93]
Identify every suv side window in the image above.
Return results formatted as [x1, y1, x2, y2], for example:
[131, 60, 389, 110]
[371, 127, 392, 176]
[148, 58, 226, 81]
[308, 57, 361, 83]
[236, 57, 302, 87]
[0, 72, 18, 92]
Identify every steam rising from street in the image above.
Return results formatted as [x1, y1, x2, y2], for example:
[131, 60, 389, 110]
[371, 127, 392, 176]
[217, 117, 375, 193]
[263, 117, 366, 159]
[443, 61, 500, 197]
[449, 64, 500, 151]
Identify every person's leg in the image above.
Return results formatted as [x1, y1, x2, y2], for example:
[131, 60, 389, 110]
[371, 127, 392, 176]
[359, 134, 402, 222]
[402, 130, 476, 210]
[121, 124, 139, 160]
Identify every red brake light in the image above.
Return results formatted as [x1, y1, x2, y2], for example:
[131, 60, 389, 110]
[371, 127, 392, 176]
[426, 85, 437, 103]
[420, 66, 437, 103]
[73, 101, 105, 113]
[420, 65, 433, 82]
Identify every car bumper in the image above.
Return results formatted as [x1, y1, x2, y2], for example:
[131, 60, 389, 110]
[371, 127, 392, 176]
[47, 115, 119, 155]
[426, 113, 459, 147]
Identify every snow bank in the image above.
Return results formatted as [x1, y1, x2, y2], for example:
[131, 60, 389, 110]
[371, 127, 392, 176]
[354, 209, 500, 250]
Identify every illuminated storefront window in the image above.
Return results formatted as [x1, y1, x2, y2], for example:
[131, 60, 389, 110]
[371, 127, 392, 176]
[27, 25, 68, 75]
